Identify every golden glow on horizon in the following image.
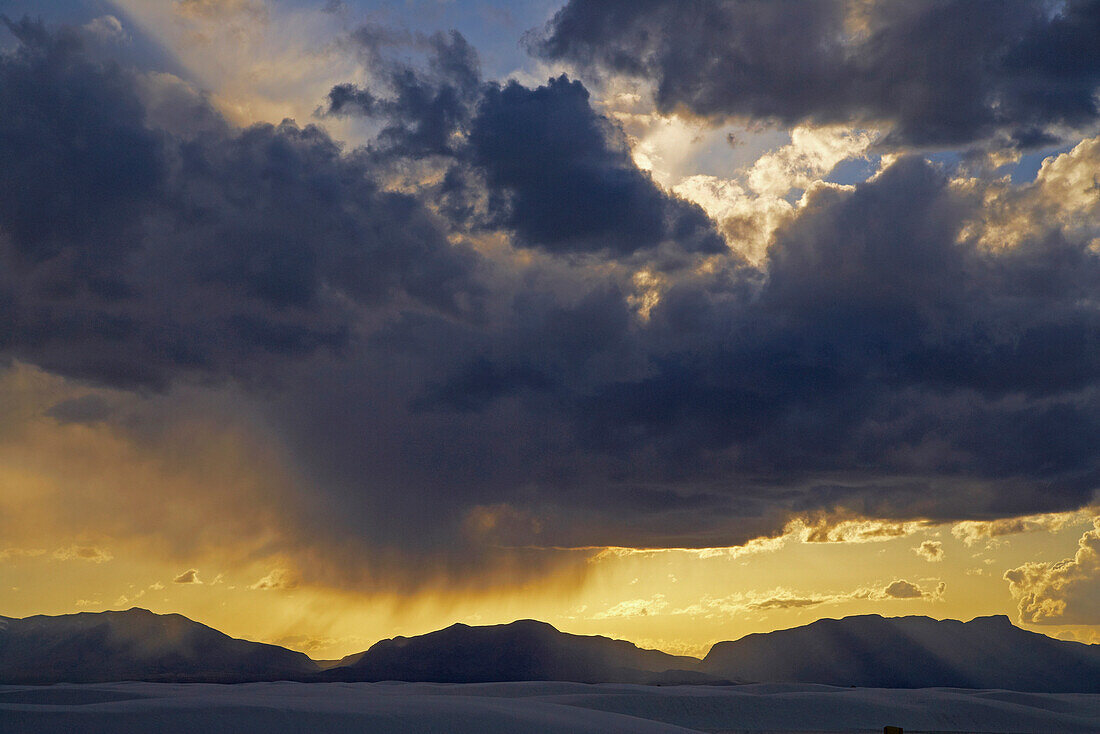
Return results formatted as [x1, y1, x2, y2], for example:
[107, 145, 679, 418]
[1, 364, 1097, 659]
[3, 512, 1098, 658]
[1, 370, 1095, 662]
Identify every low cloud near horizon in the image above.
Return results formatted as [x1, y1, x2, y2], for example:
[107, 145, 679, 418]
[1005, 517, 1100, 625]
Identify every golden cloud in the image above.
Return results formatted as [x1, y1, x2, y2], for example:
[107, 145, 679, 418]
[1004, 517, 1100, 625]
[913, 540, 944, 562]
[53, 545, 113, 563]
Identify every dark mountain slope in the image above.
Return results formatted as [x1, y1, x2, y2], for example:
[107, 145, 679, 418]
[0, 608, 318, 684]
[324, 619, 712, 684]
[7, 609, 1099, 690]
[701, 614, 1100, 692]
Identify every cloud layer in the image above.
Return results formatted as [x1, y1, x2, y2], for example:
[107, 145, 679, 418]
[1, 13, 1099, 592]
[534, 0, 1100, 148]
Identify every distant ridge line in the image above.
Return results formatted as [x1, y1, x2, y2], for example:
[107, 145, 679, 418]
[1, 608, 1098, 690]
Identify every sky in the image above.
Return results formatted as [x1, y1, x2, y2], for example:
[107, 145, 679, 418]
[0, 0, 1098, 660]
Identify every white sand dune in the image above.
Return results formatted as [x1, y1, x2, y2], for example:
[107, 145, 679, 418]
[3, 681, 1100, 733]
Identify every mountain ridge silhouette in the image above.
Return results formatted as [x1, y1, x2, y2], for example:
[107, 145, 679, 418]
[3, 608, 1098, 690]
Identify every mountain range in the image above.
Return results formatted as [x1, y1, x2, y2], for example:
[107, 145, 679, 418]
[0, 608, 314, 684]
[700, 613, 1100, 692]
[2, 608, 1099, 691]
[320, 619, 717, 684]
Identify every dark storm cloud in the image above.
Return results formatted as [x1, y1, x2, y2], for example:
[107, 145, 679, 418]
[326, 29, 723, 256]
[326, 29, 480, 156]
[0, 16, 479, 389]
[44, 394, 114, 425]
[0, 17, 161, 265]
[410, 157, 1100, 543]
[467, 76, 724, 255]
[532, 0, 1100, 148]
[3, 17, 1100, 588]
